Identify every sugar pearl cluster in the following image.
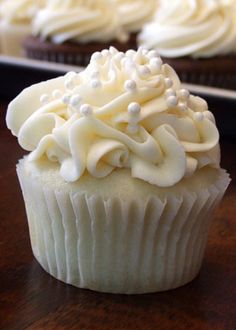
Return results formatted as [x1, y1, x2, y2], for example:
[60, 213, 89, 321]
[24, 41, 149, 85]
[39, 47, 207, 124]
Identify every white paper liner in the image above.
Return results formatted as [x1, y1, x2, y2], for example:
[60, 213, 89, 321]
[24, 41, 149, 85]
[17, 162, 230, 294]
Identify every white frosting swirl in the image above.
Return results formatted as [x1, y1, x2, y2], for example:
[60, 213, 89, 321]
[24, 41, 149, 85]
[138, 0, 236, 58]
[33, 0, 127, 44]
[0, 0, 44, 23]
[6, 47, 220, 187]
[112, 0, 157, 33]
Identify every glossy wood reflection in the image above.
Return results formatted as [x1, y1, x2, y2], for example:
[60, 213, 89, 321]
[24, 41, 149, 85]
[0, 102, 235, 330]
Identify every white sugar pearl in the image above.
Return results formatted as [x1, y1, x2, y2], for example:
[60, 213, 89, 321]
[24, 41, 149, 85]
[178, 102, 187, 112]
[128, 102, 141, 115]
[147, 50, 159, 59]
[166, 89, 176, 97]
[80, 104, 93, 116]
[180, 89, 190, 100]
[109, 46, 118, 55]
[65, 71, 77, 79]
[139, 65, 151, 76]
[65, 78, 75, 90]
[194, 112, 204, 121]
[139, 47, 148, 55]
[167, 96, 178, 107]
[114, 52, 125, 62]
[52, 89, 62, 99]
[91, 79, 101, 88]
[91, 52, 103, 61]
[101, 49, 109, 57]
[124, 80, 137, 92]
[40, 94, 50, 105]
[70, 94, 81, 107]
[62, 94, 71, 105]
[149, 57, 162, 69]
[126, 49, 136, 57]
[164, 78, 173, 88]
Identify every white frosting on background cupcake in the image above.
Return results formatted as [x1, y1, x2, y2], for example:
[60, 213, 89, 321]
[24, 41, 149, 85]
[33, 0, 128, 44]
[7, 47, 220, 187]
[138, 0, 236, 58]
[0, 0, 44, 23]
[112, 0, 157, 33]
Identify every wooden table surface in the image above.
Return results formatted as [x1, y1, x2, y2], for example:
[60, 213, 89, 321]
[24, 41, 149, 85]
[0, 101, 235, 330]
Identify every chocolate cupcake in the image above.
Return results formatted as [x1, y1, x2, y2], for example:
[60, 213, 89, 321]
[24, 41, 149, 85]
[138, 0, 236, 90]
[23, 0, 131, 66]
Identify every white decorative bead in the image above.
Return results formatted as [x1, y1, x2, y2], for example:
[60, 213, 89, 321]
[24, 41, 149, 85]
[101, 49, 109, 57]
[121, 57, 135, 68]
[149, 57, 162, 70]
[91, 71, 100, 79]
[179, 89, 190, 100]
[139, 47, 148, 55]
[65, 71, 77, 79]
[147, 50, 159, 59]
[80, 104, 93, 116]
[62, 94, 71, 105]
[194, 112, 204, 121]
[65, 78, 75, 90]
[128, 102, 141, 115]
[52, 89, 62, 99]
[70, 94, 81, 107]
[40, 94, 50, 105]
[164, 78, 173, 88]
[167, 96, 178, 107]
[114, 52, 125, 62]
[109, 46, 118, 55]
[91, 79, 101, 89]
[91, 52, 103, 61]
[139, 65, 151, 76]
[124, 80, 137, 92]
[126, 49, 136, 57]
[166, 89, 176, 97]
[178, 102, 187, 112]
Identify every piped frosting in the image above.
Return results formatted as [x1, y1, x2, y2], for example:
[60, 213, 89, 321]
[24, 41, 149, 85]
[6, 47, 220, 187]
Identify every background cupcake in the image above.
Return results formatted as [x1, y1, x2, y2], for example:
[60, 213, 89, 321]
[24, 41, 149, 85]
[0, 0, 44, 57]
[112, 0, 157, 49]
[23, 0, 130, 66]
[138, 0, 236, 90]
[6, 47, 230, 294]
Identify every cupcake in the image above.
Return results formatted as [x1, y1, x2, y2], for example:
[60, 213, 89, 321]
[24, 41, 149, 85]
[23, 0, 130, 66]
[138, 0, 236, 90]
[0, 0, 44, 57]
[112, 0, 157, 48]
[6, 47, 230, 294]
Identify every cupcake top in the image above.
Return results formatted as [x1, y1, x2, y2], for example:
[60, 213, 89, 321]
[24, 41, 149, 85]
[6, 47, 220, 187]
[0, 0, 44, 24]
[32, 0, 128, 44]
[138, 0, 236, 58]
[112, 0, 157, 34]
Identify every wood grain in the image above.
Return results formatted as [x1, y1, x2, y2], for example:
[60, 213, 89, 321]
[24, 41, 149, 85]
[0, 102, 235, 330]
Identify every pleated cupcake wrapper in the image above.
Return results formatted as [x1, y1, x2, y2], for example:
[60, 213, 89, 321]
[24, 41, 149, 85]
[17, 164, 230, 294]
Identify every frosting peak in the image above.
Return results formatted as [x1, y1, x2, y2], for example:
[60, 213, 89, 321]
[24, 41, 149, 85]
[6, 48, 220, 187]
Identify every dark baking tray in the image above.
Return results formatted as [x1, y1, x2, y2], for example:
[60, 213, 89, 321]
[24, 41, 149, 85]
[0, 55, 235, 137]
